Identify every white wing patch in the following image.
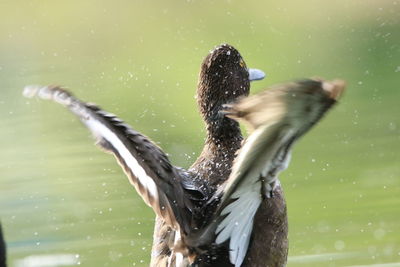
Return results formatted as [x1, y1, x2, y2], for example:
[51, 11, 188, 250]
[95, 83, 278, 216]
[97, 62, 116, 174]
[84, 118, 159, 203]
[215, 180, 261, 267]
[215, 123, 294, 267]
[214, 126, 267, 267]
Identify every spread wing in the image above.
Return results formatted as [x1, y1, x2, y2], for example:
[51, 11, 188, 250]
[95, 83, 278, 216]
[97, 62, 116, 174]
[189, 79, 345, 267]
[23, 85, 194, 233]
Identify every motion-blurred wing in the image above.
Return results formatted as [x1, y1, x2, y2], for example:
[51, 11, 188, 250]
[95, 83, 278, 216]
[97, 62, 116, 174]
[199, 79, 345, 267]
[23, 85, 193, 233]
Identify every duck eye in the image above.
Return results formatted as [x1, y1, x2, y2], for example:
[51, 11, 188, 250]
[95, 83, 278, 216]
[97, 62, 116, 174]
[239, 59, 246, 68]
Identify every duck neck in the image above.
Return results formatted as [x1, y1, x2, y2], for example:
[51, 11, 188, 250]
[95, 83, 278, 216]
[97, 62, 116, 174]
[191, 117, 243, 190]
[205, 117, 243, 151]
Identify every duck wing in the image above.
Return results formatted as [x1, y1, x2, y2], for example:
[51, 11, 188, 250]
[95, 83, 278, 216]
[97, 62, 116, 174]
[190, 79, 345, 267]
[23, 85, 196, 234]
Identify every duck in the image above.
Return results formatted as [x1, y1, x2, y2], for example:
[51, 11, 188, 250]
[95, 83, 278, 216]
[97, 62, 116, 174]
[23, 44, 269, 266]
[150, 44, 267, 267]
[23, 45, 345, 267]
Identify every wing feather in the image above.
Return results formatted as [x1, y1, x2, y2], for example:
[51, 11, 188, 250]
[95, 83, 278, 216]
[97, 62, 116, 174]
[188, 79, 344, 267]
[23, 85, 193, 233]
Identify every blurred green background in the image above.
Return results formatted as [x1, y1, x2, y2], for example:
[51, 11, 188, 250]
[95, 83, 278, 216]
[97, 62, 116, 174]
[0, 0, 399, 266]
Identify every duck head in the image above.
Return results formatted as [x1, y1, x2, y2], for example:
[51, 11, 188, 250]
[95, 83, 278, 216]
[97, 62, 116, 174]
[197, 44, 265, 140]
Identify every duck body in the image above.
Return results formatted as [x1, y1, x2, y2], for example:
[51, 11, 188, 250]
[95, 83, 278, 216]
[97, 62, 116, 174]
[243, 187, 288, 267]
[188, 45, 289, 265]
[151, 45, 287, 267]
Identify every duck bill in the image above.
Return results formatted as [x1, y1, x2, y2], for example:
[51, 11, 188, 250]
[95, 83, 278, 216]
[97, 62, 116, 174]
[248, 68, 266, 81]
